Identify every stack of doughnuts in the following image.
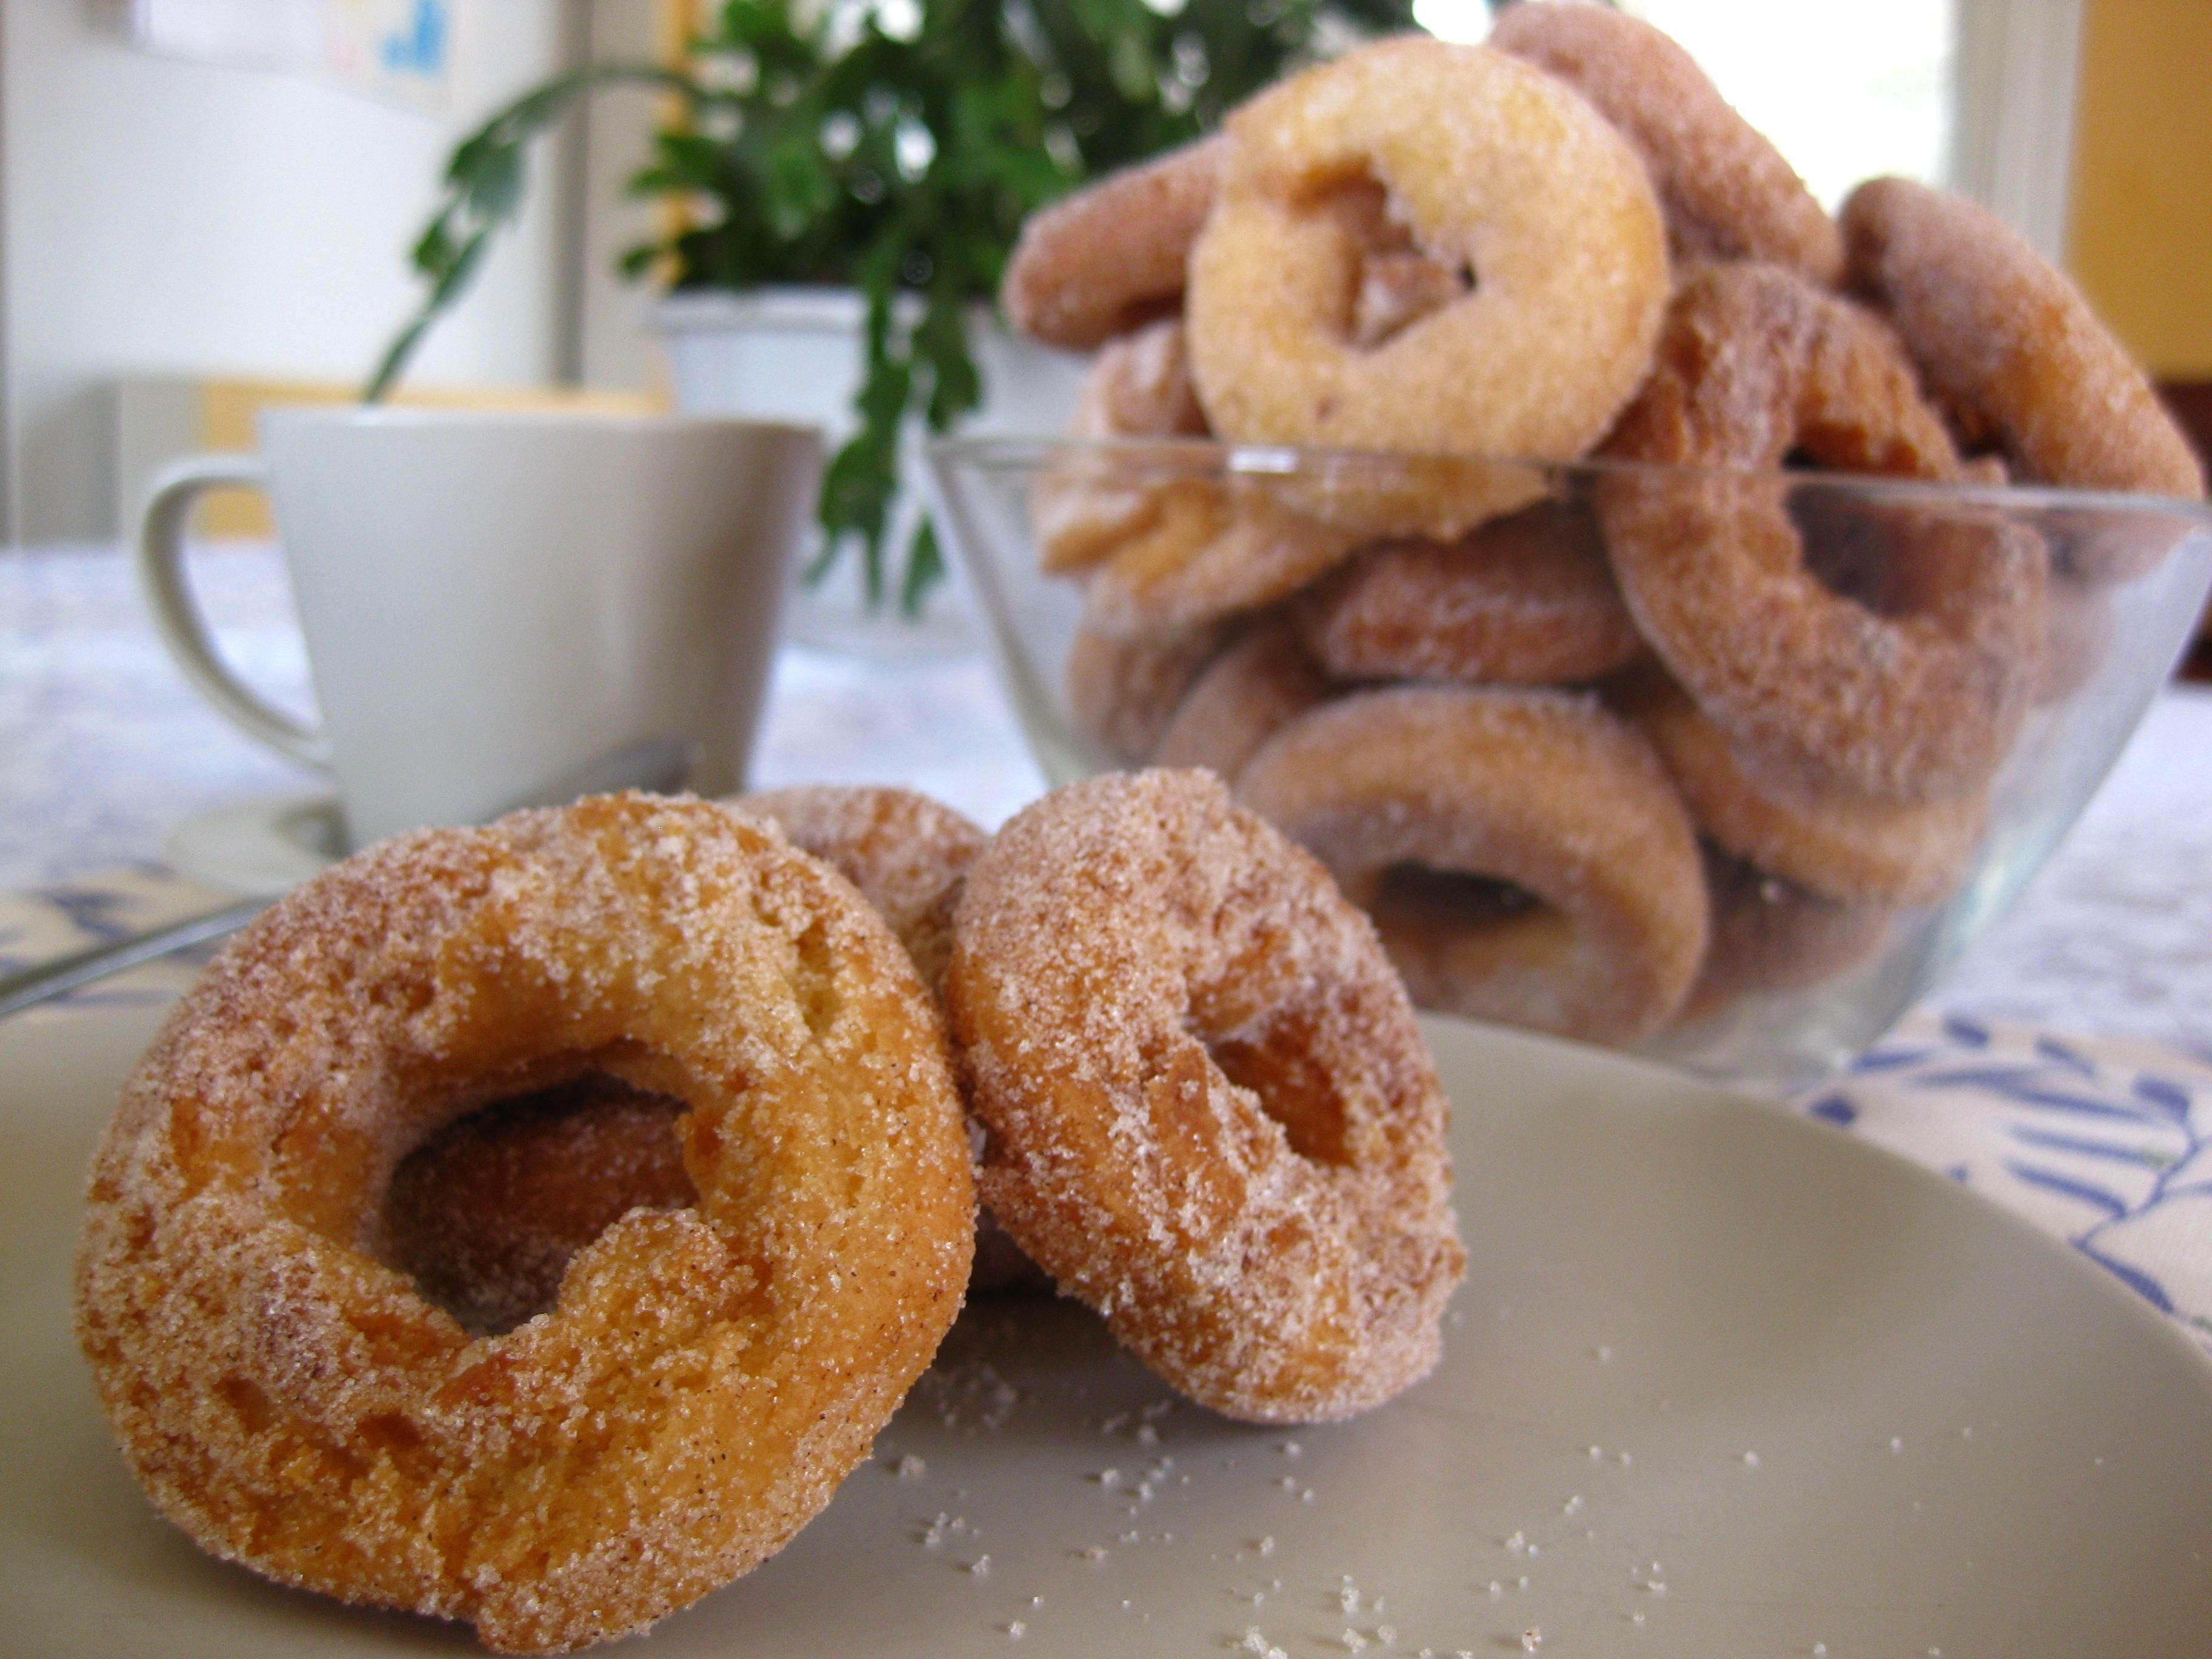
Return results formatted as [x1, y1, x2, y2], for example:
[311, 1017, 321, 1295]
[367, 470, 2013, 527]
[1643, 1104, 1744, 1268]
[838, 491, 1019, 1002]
[1002, 9, 2204, 1043]
[78, 778, 1465, 1650]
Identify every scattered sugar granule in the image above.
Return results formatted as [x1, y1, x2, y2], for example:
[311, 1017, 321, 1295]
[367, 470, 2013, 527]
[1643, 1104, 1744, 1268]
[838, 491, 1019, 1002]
[897, 1455, 927, 1481]
[1630, 1612, 1646, 1627]
[1098, 1468, 1122, 1489]
[1377, 1624, 1397, 1646]
[968, 1555, 991, 1577]
[1588, 1444, 1603, 1461]
[1595, 1344, 1614, 1362]
[1487, 1581, 1504, 1600]
[1616, 1451, 1634, 1467]
[1341, 1587, 1362, 1614]
[1138, 1424, 1160, 1446]
[1741, 1451, 1761, 1469]
[1005, 1621, 1025, 1640]
[1813, 1646, 1828, 1657]
[1279, 1476, 1298, 1491]
[1522, 1629, 1543, 1652]
[1341, 1629, 1369, 1652]
[1506, 1530, 1527, 1554]
[1563, 1495, 1584, 1516]
[1259, 1536, 1276, 1557]
[1078, 1546, 1108, 1563]
[1890, 1437, 1905, 1453]
[1301, 1488, 1318, 1504]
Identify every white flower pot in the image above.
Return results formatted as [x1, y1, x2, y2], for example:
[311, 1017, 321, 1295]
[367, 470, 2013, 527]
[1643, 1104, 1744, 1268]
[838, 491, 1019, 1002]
[654, 287, 1088, 659]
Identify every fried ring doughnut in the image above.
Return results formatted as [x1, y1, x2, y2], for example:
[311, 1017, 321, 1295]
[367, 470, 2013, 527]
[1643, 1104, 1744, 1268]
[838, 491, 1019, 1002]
[1066, 612, 1234, 765]
[947, 769, 1465, 1423]
[1236, 685, 1708, 1044]
[1842, 176, 2204, 582]
[1623, 671, 1984, 905]
[737, 783, 986, 995]
[1295, 500, 1643, 686]
[1034, 318, 1209, 577]
[1152, 615, 1335, 783]
[1675, 850, 1892, 1027]
[1185, 38, 1666, 534]
[1001, 136, 1227, 349]
[734, 784, 1047, 1294]
[76, 793, 974, 1654]
[1490, 1, 1842, 283]
[1599, 261, 2046, 803]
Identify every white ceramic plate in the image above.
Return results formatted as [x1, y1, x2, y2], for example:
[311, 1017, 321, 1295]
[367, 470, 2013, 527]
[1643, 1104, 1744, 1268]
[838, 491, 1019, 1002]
[7, 1005, 2211, 1657]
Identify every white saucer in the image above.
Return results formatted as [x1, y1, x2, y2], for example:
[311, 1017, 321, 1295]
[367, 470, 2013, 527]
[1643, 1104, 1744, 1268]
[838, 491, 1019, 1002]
[162, 791, 345, 897]
[7, 1010, 2211, 1655]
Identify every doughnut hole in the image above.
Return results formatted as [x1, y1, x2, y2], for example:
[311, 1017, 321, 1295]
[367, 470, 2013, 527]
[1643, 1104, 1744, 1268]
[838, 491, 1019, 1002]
[380, 1071, 697, 1337]
[1306, 174, 1475, 352]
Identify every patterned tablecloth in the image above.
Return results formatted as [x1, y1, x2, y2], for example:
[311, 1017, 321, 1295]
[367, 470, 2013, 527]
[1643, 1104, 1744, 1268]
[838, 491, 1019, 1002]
[5, 541, 2211, 1359]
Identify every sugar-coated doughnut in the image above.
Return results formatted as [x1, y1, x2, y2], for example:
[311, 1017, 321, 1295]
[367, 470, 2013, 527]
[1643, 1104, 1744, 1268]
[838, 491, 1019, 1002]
[1001, 136, 1226, 349]
[737, 783, 986, 995]
[1152, 615, 1334, 782]
[1600, 261, 2046, 803]
[1623, 671, 1983, 905]
[1037, 324, 1365, 635]
[736, 784, 1048, 1295]
[947, 769, 1465, 1423]
[1185, 38, 1666, 534]
[1491, 0, 1842, 283]
[1066, 612, 1233, 765]
[1842, 175, 2203, 583]
[1236, 685, 1708, 1044]
[76, 794, 974, 1654]
[1034, 317, 1208, 577]
[1676, 850, 1892, 1027]
[1296, 499, 1643, 686]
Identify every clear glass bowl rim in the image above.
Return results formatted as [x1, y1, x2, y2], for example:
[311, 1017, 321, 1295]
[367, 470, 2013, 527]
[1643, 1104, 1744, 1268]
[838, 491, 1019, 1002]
[928, 434, 2212, 522]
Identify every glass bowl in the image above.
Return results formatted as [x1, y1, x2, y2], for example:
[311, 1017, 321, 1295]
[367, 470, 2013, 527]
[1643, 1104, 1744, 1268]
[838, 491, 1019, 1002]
[926, 436, 2212, 1092]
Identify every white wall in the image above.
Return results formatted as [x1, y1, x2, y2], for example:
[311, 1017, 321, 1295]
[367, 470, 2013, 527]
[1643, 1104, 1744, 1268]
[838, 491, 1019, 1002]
[1, 0, 581, 543]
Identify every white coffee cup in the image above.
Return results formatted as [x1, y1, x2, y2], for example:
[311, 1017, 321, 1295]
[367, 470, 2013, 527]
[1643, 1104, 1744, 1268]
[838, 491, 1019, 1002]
[137, 407, 823, 849]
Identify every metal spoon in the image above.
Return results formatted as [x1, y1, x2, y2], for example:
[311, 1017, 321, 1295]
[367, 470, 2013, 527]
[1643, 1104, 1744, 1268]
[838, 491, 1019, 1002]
[0, 739, 699, 1021]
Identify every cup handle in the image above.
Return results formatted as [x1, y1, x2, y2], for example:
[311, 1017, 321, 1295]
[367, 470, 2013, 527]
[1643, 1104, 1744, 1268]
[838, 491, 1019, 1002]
[136, 454, 333, 770]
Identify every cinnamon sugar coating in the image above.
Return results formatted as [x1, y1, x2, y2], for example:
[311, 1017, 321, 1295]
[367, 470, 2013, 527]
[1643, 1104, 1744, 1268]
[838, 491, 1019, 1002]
[947, 770, 1464, 1423]
[1000, 136, 1227, 349]
[1841, 175, 2204, 580]
[1237, 686, 1708, 1044]
[1296, 500, 1644, 686]
[1491, 0, 1842, 283]
[1185, 38, 1666, 535]
[736, 783, 987, 995]
[75, 793, 974, 1653]
[1153, 616, 1335, 785]
[1623, 671, 1985, 907]
[1599, 261, 2046, 803]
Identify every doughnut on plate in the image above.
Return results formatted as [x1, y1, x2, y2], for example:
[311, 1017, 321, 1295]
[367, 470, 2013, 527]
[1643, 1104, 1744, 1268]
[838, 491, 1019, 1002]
[10, 1002, 2212, 1653]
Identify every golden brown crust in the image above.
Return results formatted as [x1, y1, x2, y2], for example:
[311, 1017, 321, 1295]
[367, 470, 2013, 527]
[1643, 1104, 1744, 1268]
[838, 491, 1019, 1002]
[1185, 38, 1666, 535]
[1236, 685, 1708, 1044]
[947, 769, 1464, 1423]
[1296, 500, 1644, 686]
[1598, 261, 2047, 803]
[1000, 136, 1227, 349]
[1621, 671, 1984, 906]
[1491, 0, 1842, 283]
[76, 793, 974, 1653]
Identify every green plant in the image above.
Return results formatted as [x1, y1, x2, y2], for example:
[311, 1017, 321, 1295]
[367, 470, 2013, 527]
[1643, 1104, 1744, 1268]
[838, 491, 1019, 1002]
[374, 0, 1417, 616]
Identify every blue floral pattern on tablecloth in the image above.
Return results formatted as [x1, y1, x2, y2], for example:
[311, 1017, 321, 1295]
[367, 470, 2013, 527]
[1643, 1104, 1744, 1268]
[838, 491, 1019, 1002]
[1804, 1006, 2212, 1358]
